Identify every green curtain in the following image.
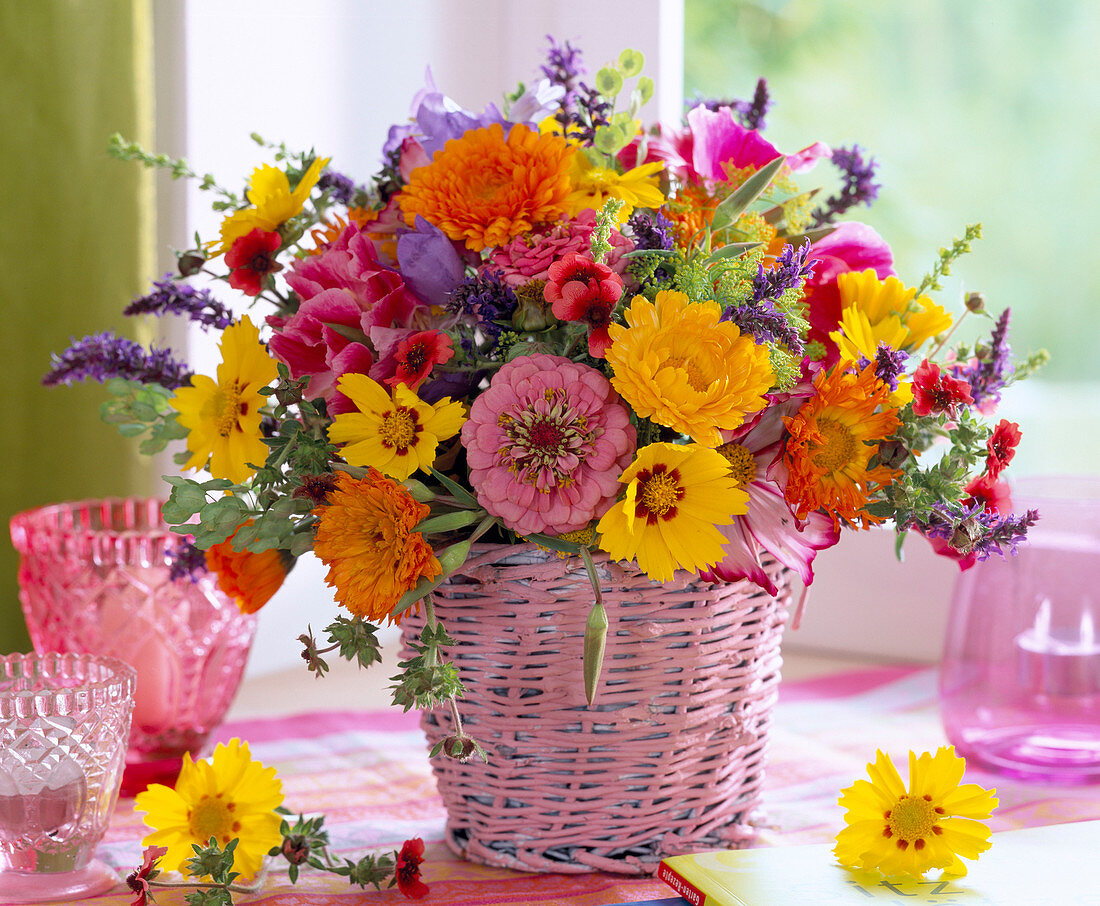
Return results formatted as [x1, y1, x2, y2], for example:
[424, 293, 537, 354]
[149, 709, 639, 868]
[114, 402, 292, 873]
[0, 0, 156, 652]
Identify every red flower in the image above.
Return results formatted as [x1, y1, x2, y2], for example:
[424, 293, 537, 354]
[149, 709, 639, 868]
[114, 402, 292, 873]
[394, 837, 430, 899]
[911, 359, 974, 417]
[385, 330, 455, 390]
[544, 252, 624, 358]
[986, 418, 1022, 478]
[226, 228, 283, 296]
[126, 844, 168, 906]
[965, 473, 1012, 514]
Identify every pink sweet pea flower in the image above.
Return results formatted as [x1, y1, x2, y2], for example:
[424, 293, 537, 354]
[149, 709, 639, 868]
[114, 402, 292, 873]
[643, 104, 830, 185]
[267, 225, 424, 408]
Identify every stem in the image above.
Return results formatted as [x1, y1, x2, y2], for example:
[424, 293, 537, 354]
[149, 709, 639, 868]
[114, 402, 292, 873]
[927, 308, 969, 360]
[422, 594, 438, 669]
[447, 698, 466, 738]
[468, 514, 498, 545]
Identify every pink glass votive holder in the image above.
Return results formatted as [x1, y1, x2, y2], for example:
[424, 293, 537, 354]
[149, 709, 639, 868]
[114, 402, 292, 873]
[0, 652, 136, 903]
[940, 476, 1100, 782]
[10, 498, 259, 795]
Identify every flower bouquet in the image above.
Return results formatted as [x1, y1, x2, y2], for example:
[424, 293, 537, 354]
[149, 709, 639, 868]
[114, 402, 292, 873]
[44, 38, 1042, 873]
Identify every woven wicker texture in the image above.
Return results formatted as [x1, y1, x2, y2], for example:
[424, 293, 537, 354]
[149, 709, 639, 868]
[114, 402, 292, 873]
[400, 544, 792, 875]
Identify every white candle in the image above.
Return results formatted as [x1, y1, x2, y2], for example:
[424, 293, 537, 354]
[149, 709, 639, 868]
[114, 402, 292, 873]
[1015, 599, 1100, 696]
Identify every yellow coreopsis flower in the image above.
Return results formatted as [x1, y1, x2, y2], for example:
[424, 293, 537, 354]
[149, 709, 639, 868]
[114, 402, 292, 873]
[328, 374, 466, 481]
[216, 155, 330, 253]
[835, 269, 952, 353]
[835, 747, 998, 879]
[597, 442, 748, 583]
[564, 154, 665, 223]
[605, 290, 774, 446]
[135, 738, 284, 879]
[171, 316, 277, 484]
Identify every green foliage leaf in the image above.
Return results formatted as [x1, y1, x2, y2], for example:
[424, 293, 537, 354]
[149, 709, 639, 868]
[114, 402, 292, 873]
[635, 75, 655, 105]
[709, 156, 785, 233]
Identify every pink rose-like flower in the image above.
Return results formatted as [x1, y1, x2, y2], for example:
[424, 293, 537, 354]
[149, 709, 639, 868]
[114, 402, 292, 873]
[267, 225, 425, 406]
[486, 210, 632, 287]
[461, 354, 636, 537]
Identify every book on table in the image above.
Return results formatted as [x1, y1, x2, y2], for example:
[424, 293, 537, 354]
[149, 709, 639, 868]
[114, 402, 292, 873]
[655, 819, 1100, 905]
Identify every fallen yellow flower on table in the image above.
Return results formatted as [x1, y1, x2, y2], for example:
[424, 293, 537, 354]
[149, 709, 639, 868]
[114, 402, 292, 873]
[135, 738, 284, 879]
[835, 746, 997, 879]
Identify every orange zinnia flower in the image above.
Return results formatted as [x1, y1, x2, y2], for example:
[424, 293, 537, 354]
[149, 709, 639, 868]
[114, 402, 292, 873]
[205, 526, 292, 614]
[398, 123, 575, 251]
[782, 364, 901, 530]
[311, 470, 441, 623]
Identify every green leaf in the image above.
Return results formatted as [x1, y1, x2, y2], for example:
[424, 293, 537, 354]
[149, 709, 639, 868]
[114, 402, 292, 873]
[709, 156, 785, 233]
[392, 575, 445, 618]
[635, 75, 655, 105]
[595, 66, 623, 96]
[704, 241, 764, 263]
[618, 48, 644, 76]
[437, 539, 472, 575]
[415, 510, 481, 535]
[522, 532, 586, 555]
[429, 468, 479, 507]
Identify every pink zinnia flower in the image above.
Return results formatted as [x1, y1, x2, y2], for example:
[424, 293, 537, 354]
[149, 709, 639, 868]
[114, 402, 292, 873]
[267, 225, 424, 407]
[225, 228, 283, 296]
[461, 354, 636, 537]
[486, 209, 632, 287]
[544, 253, 624, 358]
[700, 397, 839, 594]
[912, 360, 974, 417]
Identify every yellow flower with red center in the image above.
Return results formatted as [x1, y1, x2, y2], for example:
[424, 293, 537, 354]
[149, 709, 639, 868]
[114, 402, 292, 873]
[835, 747, 997, 879]
[605, 290, 774, 446]
[328, 374, 466, 481]
[171, 316, 277, 484]
[782, 363, 901, 529]
[135, 739, 283, 879]
[563, 155, 665, 223]
[312, 470, 442, 622]
[216, 156, 329, 254]
[398, 123, 575, 251]
[597, 442, 747, 582]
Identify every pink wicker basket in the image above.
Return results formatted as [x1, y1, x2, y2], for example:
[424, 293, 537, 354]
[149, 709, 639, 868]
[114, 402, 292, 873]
[400, 543, 792, 875]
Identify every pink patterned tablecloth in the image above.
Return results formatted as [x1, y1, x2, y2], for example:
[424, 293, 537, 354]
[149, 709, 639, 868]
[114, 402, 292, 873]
[36, 667, 1100, 905]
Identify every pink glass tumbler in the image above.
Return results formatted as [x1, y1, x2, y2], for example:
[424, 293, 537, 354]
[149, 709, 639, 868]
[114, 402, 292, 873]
[1, 652, 135, 902]
[10, 498, 258, 795]
[939, 476, 1100, 782]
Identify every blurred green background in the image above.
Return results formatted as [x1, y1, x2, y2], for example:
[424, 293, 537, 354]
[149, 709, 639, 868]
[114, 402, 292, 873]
[685, 0, 1099, 392]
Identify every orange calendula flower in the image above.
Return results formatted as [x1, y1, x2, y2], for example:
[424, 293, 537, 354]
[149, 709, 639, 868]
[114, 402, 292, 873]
[312, 470, 442, 623]
[605, 290, 774, 446]
[204, 524, 292, 614]
[398, 123, 575, 251]
[783, 363, 901, 529]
